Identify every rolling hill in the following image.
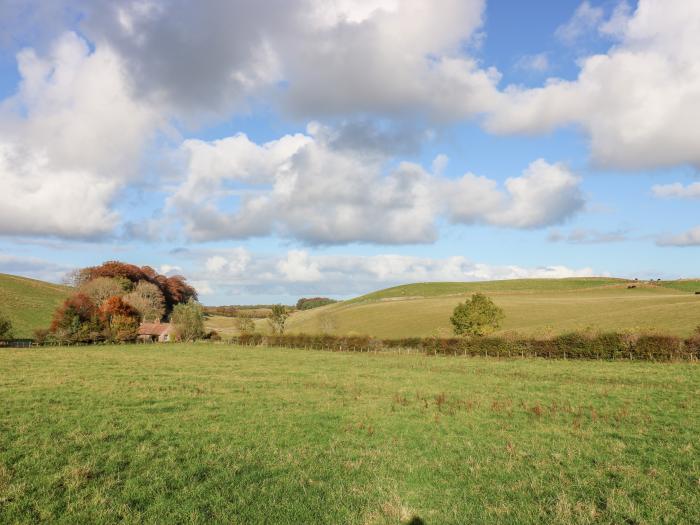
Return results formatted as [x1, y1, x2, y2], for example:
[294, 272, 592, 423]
[0, 273, 71, 338]
[287, 278, 700, 338]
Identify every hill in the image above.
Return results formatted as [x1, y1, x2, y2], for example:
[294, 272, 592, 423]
[287, 278, 700, 338]
[0, 273, 71, 338]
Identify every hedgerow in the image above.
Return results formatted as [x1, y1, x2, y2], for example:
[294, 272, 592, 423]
[226, 332, 700, 361]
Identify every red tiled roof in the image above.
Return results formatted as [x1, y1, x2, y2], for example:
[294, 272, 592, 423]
[137, 323, 172, 336]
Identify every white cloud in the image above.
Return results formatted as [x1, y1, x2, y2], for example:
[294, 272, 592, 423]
[652, 182, 700, 199]
[548, 228, 629, 244]
[555, 1, 605, 44]
[277, 250, 323, 282]
[0, 32, 160, 238]
[73, 0, 498, 122]
[514, 53, 550, 73]
[168, 127, 584, 244]
[158, 264, 183, 276]
[188, 248, 599, 297]
[0, 254, 72, 283]
[486, 0, 700, 170]
[656, 227, 700, 247]
[204, 248, 251, 276]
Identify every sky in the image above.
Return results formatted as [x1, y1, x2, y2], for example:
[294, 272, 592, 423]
[0, 0, 698, 305]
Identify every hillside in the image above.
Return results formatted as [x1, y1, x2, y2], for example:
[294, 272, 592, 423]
[287, 278, 700, 338]
[0, 273, 71, 338]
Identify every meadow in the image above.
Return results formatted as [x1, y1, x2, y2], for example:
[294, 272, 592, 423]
[1, 344, 698, 524]
[0, 274, 70, 338]
[287, 281, 700, 338]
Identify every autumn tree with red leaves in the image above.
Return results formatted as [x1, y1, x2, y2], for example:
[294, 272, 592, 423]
[100, 296, 140, 343]
[47, 261, 199, 344]
[50, 294, 103, 343]
[77, 261, 196, 313]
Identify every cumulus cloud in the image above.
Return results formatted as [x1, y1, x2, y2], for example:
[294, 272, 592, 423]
[652, 182, 700, 199]
[168, 125, 584, 244]
[0, 32, 159, 238]
[486, 0, 700, 170]
[656, 227, 700, 247]
[447, 159, 584, 229]
[65, 0, 497, 122]
[190, 248, 598, 297]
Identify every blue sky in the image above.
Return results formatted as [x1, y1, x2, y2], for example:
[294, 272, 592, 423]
[0, 0, 698, 304]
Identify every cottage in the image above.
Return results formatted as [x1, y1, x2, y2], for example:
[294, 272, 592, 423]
[137, 322, 174, 343]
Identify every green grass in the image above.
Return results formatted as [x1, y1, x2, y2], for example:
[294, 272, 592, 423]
[204, 315, 270, 336]
[0, 344, 697, 523]
[288, 280, 700, 338]
[349, 278, 627, 303]
[0, 274, 71, 338]
[658, 280, 700, 294]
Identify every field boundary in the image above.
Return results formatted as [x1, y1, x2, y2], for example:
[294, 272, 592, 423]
[225, 333, 700, 361]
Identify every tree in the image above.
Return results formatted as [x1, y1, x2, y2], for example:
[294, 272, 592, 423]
[124, 280, 166, 322]
[236, 316, 255, 334]
[171, 299, 205, 342]
[100, 296, 140, 342]
[79, 277, 128, 307]
[450, 293, 505, 337]
[78, 261, 197, 313]
[0, 311, 12, 340]
[50, 294, 103, 343]
[267, 304, 289, 334]
[296, 297, 338, 310]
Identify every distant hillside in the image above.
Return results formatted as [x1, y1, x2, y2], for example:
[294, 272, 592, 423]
[0, 274, 71, 338]
[287, 278, 700, 338]
[347, 277, 627, 303]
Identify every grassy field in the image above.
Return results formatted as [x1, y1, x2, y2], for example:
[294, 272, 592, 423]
[204, 315, 270, 336]
[0, 273, 71, 338]
[288, 281, 700, 338]
[1, 344, 698, 524]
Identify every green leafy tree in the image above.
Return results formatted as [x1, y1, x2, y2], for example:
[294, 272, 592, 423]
[267, 304, 289, 335]
[450, 293, 505, 337]
[0, 311, 13, 340]
[171, 299, 205, 342]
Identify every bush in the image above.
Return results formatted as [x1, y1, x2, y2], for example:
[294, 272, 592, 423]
[171, 299, 205, 342]
[296, 297, 338, 310]
[50, 293, 104, 344]
[635, 335, 682, 361]
[451, 293, 505, 336]
[236, 317, 256, 334]
[0, 311, 12, 340]
[205, 330, 222, 342]
[267, 305, 289, 335]
[224, 331, 694, 361]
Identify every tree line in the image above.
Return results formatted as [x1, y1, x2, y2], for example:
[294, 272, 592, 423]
[37, 261, 204, 344]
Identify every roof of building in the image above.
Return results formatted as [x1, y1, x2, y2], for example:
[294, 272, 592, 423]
[137, 322, 172, 336]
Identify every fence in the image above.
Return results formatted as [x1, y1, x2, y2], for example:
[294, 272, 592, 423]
[0, 339, 34, 348]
